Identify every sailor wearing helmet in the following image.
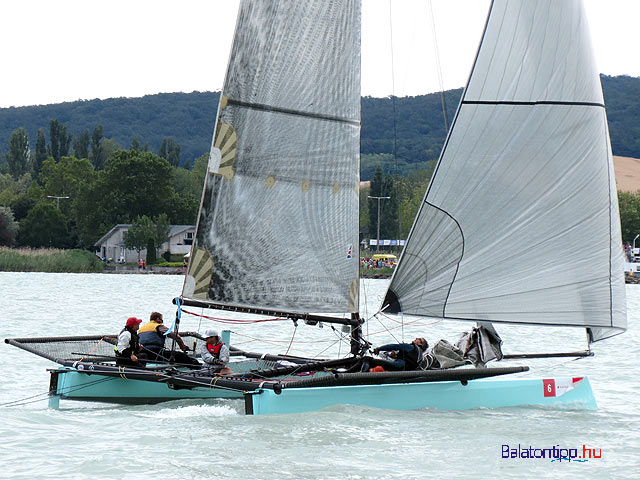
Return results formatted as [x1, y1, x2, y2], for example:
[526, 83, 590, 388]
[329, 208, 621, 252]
[115, 317, 146, 367]
[200, 328, 232, 375]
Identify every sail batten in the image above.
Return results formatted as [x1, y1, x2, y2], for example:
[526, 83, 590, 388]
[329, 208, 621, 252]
[225, 98, 361, 126]
[384, 0, 626, 341]
[183, 0, 361, 315]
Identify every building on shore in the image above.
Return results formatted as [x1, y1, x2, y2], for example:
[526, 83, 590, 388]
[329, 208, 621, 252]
[94, 224, 194, 263]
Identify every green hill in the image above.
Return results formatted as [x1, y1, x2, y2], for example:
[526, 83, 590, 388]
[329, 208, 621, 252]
[0, 92, 219, 168]
[0, 74, 638, 176]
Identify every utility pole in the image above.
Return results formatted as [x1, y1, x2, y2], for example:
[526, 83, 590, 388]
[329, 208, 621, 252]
[368, 195, 390, 252]
[47, 195, 70, 209]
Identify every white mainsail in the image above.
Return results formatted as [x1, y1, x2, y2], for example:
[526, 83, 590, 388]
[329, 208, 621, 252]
[383, 0, 626, 342]
[183, 0, 361, 315]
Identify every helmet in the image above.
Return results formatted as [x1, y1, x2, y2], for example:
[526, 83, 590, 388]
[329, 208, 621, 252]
[204, 328, 219, 338]
[126, 317, 142, 328]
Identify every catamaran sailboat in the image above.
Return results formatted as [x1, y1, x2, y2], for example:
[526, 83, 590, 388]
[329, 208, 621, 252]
[6, 0, 626, 414]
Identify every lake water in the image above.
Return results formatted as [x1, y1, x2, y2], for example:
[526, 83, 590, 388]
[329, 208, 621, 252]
[1, 272, 638, 479]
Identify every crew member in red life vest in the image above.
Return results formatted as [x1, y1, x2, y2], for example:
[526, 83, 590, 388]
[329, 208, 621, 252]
[115, 317, 146, 367]
[200, 328, 232, 375]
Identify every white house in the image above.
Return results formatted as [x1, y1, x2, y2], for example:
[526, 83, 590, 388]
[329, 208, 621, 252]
[94, 224, 195, 263]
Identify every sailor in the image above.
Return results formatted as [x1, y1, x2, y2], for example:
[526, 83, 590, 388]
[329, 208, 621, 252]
[200, 328, 232, 375]
[364, 337, 429, 372]
[115, 317, 146, 367]
[138, 312, 200, 367]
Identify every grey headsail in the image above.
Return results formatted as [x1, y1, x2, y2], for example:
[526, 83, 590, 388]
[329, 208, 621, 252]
[383, 0, 626, 342]
[183, 0, 361, 315]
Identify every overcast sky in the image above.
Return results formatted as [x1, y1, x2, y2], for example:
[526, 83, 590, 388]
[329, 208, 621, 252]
[0, 0, 638, 108]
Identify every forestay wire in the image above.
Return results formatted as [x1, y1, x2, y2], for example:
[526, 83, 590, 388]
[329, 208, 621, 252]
[0, 376, 117, 408]
[428, 0, 449, 131]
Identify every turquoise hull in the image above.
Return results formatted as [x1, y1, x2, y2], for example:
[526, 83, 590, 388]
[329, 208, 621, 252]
[49, 366, 597, 417]
[246, 376, 597, 415]
[50, 367, 242, 405]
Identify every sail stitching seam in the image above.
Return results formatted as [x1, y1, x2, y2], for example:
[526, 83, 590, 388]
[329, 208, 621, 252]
[462, 100, 605, 108]
[433, 315, 625, 332]
[424, 201, 465, 318]
[604, 109, 614, 330]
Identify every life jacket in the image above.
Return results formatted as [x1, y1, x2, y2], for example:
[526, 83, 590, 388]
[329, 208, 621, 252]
[115, 327, 140, 357]
[400, 345, 423, 370]
[138, 321, 165, 348]
[206, 342, 224, 358]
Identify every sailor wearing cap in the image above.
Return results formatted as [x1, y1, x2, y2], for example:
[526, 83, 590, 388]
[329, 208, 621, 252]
[200, 328, 232, 375]
[115, 317, 146, 367]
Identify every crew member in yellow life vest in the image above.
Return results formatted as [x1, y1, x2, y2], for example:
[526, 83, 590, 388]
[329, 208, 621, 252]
[200, 329, 232, 375]
[138, 312, 200, 367]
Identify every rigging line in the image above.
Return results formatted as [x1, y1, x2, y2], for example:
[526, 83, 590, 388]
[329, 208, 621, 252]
[428, 0, 449, 131]
[228, 331, 337, 345]
[0, 391, 51, 407]
[279, 335, 353, 382]
[333, 323, 344, 358]
[246, 328, 354, 380]
[374, 309, 442, 327]
[360, 277, 367, 321]
[3, 396, 60, 408]
[182, 309, 288, 324]
[546, 355, 592, 372]
[361, 279, 370, 339]
[283, 323, 297, 357]
[227, 333, 326, 359]
[370, 313, 402, 345]
[388, 0, 398, 176]
[387, 0, 401, 244]
[70, 352, 202, 369]
[198, 307, 204, 333]
[55, 376, 118, 397]
[365, 313, 442, 337]
[228, 339, 259, 346]
[192, 306, 204, 351]
[250, 336, 348, 383]
[0, 376, 117, 408]
[330, 325, 355, 349]
[3, 397, 56, 408]
[79, 337, 106, 363]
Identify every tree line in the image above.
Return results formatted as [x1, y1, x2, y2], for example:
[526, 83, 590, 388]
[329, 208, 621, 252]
[361, 164, 436, 242]
[0, 118, 205, 250]
[1, 75, 637, 180]
[2, 139, 640, 253]
[1, 73, 640, 251]
[618, 191, 640, 245]
[0, 92, 218, 169]
[4, 120, 184, 180]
